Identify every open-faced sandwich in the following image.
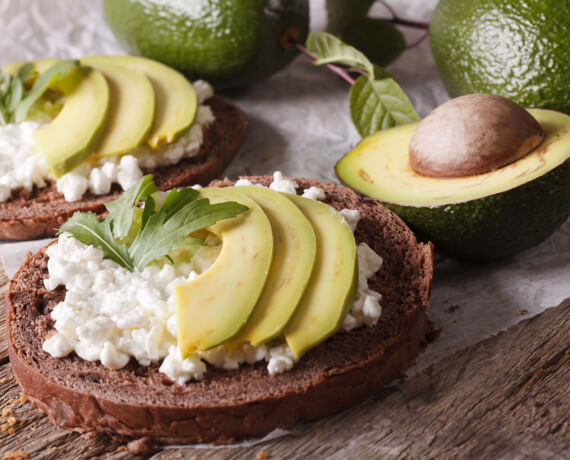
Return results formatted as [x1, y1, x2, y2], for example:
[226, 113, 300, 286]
[0, 56, 247, 240]
[7, 172, 434, 453]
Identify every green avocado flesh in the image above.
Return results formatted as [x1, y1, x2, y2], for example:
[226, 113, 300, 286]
[430, 0, 570, 115]
[284, 194, 358, 357]
[81, 57, 155, 157]
[336, 109, 570, 260]
[91, 56, 197, 150]
[228, 186, 317, 348]
[103, 0, 309, 90]
[175, 188, 274, 355]
[28, 60, 110, 178]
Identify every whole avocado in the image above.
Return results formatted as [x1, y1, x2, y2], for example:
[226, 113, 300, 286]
[103, 0, 309, 90]
[429, 0, 570, 114]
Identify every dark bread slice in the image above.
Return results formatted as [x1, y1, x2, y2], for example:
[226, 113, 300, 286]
[7, 177, 434, 453]
[0, 95, 247, 241]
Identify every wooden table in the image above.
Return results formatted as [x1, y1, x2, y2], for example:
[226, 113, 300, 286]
[0, 268, 568, 459]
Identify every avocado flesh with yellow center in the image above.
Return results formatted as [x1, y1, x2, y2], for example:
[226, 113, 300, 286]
[175, 188, 273, 356]
[227, 186, 317, 348]
[27, 59, 110, 178]
[284, 194, 358, 357]
[81, 57, 155, 157]
[90, 55, 197, 149]
[336, 108, 570, 260]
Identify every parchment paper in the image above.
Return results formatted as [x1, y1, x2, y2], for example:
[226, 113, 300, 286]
[1, 0, 568, 381]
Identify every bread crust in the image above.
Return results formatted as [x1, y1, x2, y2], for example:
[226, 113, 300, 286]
[7, 177, 434, 453]
[0, 96, 247, 240]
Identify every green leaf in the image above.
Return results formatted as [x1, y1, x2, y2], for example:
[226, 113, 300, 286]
[129, 197, 249, 271]
[105, 174, 157, 239]
[7, 77, 23, 113]
[326, 0, 374, 35]
[13, 60, 79, 123]
[306, 31, 374, 78]
[58, 176, 249, 272]
[349, 75, 419, 137]
[340, 18, 406, 68]
[58, 212, 134, 271]
[160, 187, 200, 219]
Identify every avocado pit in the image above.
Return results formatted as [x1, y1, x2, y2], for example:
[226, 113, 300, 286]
[409, 94, 544, 177]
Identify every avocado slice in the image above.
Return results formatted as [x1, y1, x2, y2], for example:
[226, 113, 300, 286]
[336, 108, 570, 260]
[175, 188, 273, 355]
[284, 194, 358, 357]
[81, 57, 155, 157]
[228, 186, 317, 347]
[90, 56, 197, 149]
[27, 59, 110, 178]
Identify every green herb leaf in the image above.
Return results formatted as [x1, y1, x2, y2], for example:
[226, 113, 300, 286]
[7, 76, 23, 113]
[306, 31, 374, 78]
[58, 175, 249, 272]
[129, 197, 248, 271]
[105, 174, 157, 240]
[13, 60, 79, 123]
[349, 75, 419, 137]
[58, 212, 134, 271]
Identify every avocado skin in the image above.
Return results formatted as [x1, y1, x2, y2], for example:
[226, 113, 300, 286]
[386, 159, 570, 261]
[103, 0, 309, 90]
[430, 0, 570, 114]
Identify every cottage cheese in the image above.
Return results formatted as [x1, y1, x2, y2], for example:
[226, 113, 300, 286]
[43, 174, 384, 384]
[0, 80, 215, 203]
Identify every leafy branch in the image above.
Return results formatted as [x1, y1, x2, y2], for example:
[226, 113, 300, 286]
[59, 175, 249, 272]
[301, 31, 419, 137]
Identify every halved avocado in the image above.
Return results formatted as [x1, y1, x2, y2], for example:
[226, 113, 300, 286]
[175, 188, 273, 355]
[81, 57, 155, 157]
[284, 194, 358, 357]
[228, 186, 317, 347]
[28, 59, 110, 178]
[336, 108, 570, 260]
[90, 56, 197, 149]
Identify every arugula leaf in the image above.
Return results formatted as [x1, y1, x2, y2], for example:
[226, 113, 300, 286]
[306, 31, 375, 78]
[105, 174, 157, 240]
[129, 198, 248, 271]
[13, 60, 79, 123]
[349, 75, 419, 137]
[58, 212, 134, 271]
[58, 175, 249, 272]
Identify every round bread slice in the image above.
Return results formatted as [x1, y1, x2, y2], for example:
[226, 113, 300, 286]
[7, 177, 434, 453]
[0, 95, 247, 241]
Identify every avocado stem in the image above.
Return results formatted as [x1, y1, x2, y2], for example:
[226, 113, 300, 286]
[295, 42, 357, 85]
[378, 0, 429, 30]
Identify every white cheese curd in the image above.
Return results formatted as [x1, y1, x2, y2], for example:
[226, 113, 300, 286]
[43, 176, 384, 384]
[339, 208, 361, 232]
[301, 186, 326, 201]
[0, 121, 50, 201]
[0, 81, 215, 203]
[269, 171, 298, 194]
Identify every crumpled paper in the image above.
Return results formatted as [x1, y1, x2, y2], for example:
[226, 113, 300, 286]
[0, 0, 568, 430]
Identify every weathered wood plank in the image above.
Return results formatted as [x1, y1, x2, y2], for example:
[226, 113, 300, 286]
[0, 294, 567, 459]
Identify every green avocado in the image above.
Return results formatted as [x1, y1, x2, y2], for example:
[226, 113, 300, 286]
[284, 194, 358, 357]
[90, 56, 197, 150]
[175, 188, 273, 355]
[430, 0, 570, 114]
[228, 186, 317, 348]
[81, 57, 155, 157]
[28, 60, 110, 178]
[336, 108, 570, 260]
[103, 0, 309, 90]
